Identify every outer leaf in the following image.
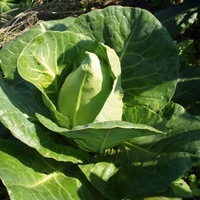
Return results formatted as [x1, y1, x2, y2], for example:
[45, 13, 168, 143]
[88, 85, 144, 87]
[17, 31, 93, 128]
[0, 74, 89, 163]
[79, 149, 196, 199]
[1, 25, 46, 80]
[0, 138, 106, 200]
[67, 122, 164, 153]
[40, 17, 75, 31]
[79, 161, 119, 199]
[0, 17, 75, 81]
[123, 105, 166, 131]
[162, 102, 200, 135]
[78, 103, 200, 198]
[36, 115, 164, 153]
[79, 135, 199, 198]
[173, 65, 200, 115]
[155, 3, 200, 37]
[68, 6, 179, 111]
[18, 31, 92, 101]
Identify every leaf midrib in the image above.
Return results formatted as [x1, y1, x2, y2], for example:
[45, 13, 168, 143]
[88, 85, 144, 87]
[31, 50, 56, 80]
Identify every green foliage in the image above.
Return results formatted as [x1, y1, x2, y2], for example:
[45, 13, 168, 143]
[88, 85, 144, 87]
[0, 5, 200, 199]
[0, 0, 19, 14]
[157, 2, 200, 197]
[0, 0, 38, 26]
[155, 2, 200, 37]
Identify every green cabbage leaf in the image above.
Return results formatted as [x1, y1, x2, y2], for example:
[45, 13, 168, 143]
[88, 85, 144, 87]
[1, 5, 199, 199]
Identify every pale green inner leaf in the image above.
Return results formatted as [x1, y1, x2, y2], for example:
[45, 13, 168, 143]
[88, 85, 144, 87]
[57, 51, 113, 127]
